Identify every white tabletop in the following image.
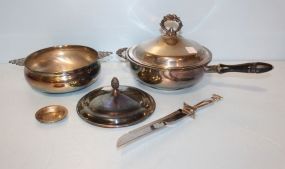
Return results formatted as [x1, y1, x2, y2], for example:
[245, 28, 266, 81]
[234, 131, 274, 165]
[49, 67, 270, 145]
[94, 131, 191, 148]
[0, 60, 284, 169]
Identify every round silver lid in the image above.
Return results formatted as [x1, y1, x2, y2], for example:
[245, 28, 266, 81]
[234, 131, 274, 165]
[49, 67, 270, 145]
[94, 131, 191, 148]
[77, 77, 156, 128]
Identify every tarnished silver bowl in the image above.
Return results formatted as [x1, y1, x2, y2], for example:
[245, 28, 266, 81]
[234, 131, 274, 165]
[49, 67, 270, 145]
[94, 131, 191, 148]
[10, 45, 112, 93]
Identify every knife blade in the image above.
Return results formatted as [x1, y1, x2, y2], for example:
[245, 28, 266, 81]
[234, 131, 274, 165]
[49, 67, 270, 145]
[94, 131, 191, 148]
[117, 94, 222, 148]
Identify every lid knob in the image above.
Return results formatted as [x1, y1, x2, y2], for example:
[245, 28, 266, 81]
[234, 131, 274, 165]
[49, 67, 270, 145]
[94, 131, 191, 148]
[160, 14, 183, 38]
[111, 77, 120, 96]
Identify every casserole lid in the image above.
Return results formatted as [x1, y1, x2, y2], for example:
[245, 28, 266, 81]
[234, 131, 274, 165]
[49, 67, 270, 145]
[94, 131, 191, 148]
[127, 14, 212, 69]
[76, 77, 156, 128]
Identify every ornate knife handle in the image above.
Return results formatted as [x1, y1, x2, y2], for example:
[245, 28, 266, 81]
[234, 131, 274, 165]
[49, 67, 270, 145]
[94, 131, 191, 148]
[182, 94, 223, 118]
[160, 14, 183, 37]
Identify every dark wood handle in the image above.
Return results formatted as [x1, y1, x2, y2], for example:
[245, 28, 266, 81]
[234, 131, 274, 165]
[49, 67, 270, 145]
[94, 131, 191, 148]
[205, 62, 273, 74]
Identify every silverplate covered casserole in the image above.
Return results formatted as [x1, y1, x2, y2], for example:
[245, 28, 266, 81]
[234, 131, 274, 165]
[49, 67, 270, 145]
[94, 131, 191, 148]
[117, 14, 273, 90]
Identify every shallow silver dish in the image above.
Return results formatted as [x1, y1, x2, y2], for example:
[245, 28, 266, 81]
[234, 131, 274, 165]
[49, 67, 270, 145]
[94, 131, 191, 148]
[35, 105, 68, 123]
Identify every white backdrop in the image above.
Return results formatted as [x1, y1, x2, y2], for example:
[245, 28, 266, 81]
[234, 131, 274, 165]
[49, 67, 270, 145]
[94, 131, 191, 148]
[0, 0, 284, 63]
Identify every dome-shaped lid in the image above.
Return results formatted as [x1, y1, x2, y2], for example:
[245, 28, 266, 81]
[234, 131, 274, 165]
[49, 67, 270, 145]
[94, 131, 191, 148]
[127, 14, 212, 69]
[77, 77, 156, 128]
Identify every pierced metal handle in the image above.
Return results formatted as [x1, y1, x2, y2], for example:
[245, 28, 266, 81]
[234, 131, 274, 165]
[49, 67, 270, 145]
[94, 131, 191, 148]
[160, 14, 183, 37]
[8, 58, 26, 66]
[182, 94, 223, 118]
[97, 51, 113, 59]
[116, 47, 128, 60]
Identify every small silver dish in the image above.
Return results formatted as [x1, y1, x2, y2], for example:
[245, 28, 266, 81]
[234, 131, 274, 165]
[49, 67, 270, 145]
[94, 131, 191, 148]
[35, 105, 68, 123]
